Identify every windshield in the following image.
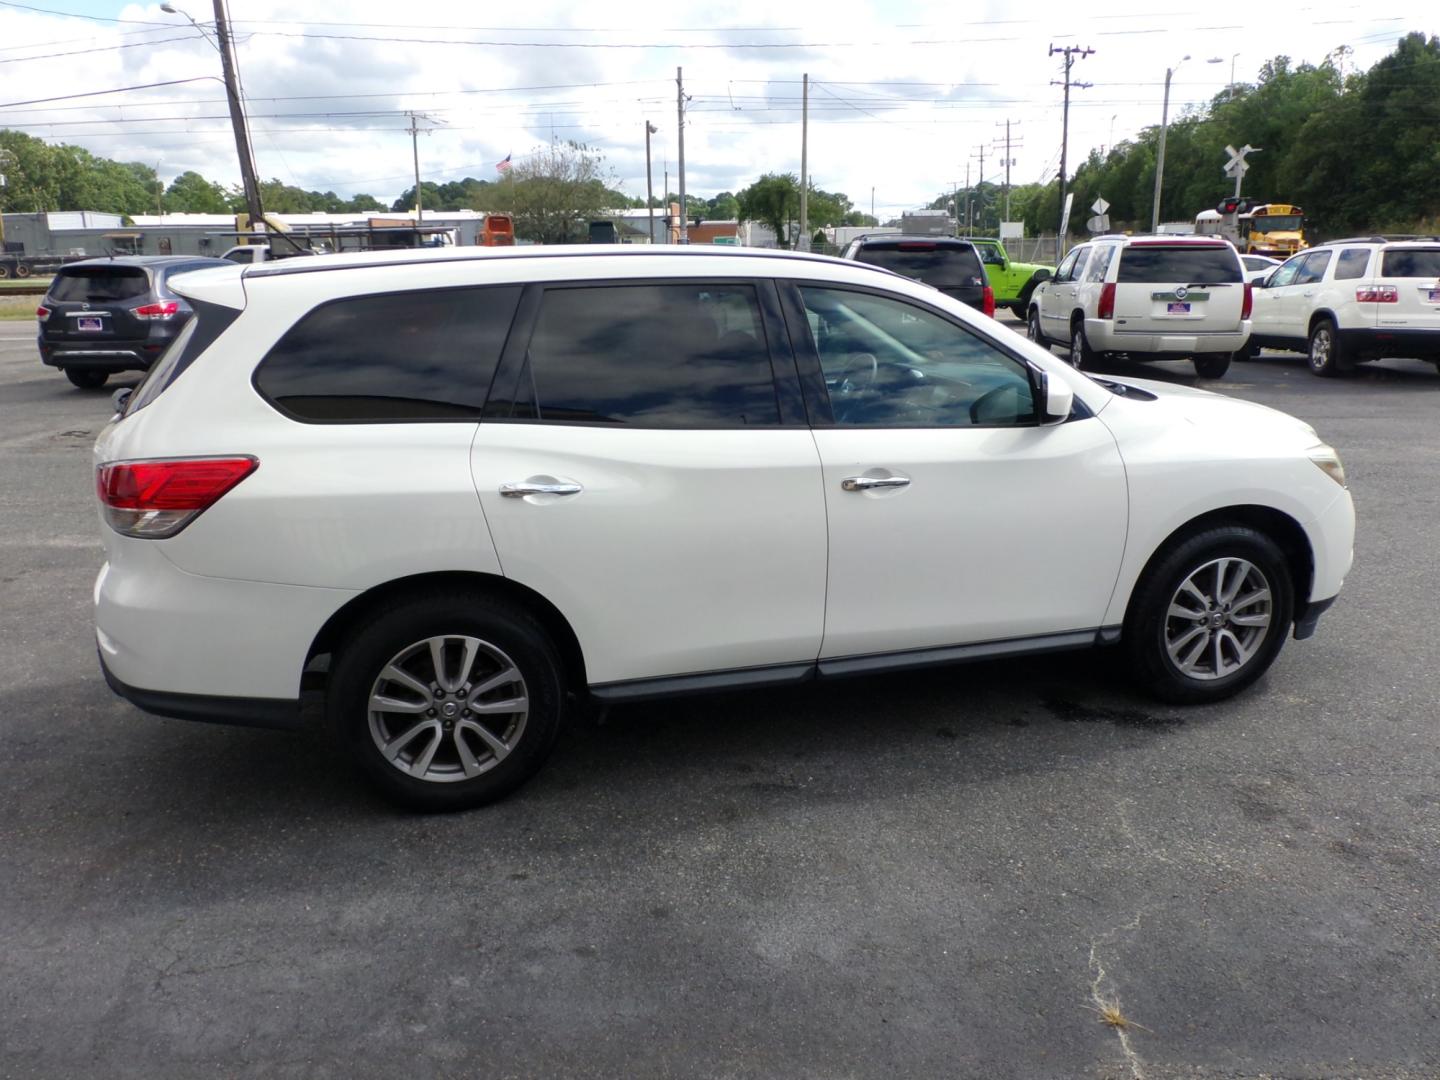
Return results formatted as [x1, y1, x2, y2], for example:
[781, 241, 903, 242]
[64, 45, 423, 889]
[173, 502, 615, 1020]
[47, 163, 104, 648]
[852, 245, 984, 290]
[49, 266, 149, 302]
[1249, 216, 1303, 233]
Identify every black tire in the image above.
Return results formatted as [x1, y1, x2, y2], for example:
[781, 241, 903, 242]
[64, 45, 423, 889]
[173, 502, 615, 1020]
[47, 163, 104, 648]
[1307, 318, 1351, 377]
[1008, 303, 1027, 320]
[1068, 317, 1098, 369]
[14, 263, 31, 278]
[327, 590, 566, 811]
[1193, 353, 1231, 379]
[1233, 340, 1259, 362]
[1027, 306, 1049, 349]
[64, 368, 108, 389]
[0, 264, 10, 280]
[1123, 525, 1295, 705]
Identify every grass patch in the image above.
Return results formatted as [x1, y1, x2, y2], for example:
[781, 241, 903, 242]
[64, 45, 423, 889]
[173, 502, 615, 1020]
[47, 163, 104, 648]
[0, 276, 52, 290]
[0, 295, 39, 320]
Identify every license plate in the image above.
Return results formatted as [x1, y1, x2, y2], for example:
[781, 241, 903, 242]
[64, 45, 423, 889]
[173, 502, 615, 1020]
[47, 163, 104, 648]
[76, 316, 104, 332]
[1428, 289, 1440, 302]
[1167, 302, 1192, 314]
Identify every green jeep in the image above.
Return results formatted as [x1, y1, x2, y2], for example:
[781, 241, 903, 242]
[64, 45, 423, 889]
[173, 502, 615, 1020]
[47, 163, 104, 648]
[969, 239, 1051, 319]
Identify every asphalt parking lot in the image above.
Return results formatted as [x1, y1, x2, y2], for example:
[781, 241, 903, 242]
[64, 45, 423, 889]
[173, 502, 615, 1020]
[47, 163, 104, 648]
[1, 317, 1438, 1079]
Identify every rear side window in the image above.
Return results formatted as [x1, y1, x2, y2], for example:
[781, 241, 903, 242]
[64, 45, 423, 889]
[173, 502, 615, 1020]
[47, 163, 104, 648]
[852, 244, 984, 290]
[1084, 246, 1115, 283]
[509, 283, 779, 427]
[1381, 249, 1440, 277]
[49, 266, 150, 302]
[1334, 249, 1370, 280]
[1116, 246, 1242, 284]
[254, 286, 522, 422]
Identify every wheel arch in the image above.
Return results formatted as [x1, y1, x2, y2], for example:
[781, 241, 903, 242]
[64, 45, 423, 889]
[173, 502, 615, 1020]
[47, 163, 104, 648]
[1308, 309, 1340, 336]
[1123, 504, 1315, 628]
[305, 570, 588, 691]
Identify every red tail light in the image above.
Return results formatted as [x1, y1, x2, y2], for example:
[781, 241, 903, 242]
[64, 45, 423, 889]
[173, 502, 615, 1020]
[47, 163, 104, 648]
[1241, 282, 1253, 319]
[96, 457, 257, 538]
[36, 305, 50, 322]
[982, 285, 995, 318]
[1355, 285, 1398, 303]
[133, 301, 180, 320]
[1097, 282, 1116, 320]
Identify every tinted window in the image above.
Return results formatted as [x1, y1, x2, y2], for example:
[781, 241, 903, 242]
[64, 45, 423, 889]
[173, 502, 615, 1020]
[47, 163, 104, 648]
[1334, 249, 1370, 280]
[1243, 257, 1274, 272]
[1116, 246, 1242, 284]
[1381, 249, 1440, 277]
[49, 266, 150, 302]
[1053, 249, 1081, 283]
[514, 284, 779, 427]
[255, 286, 521, 422]
[1294, 250, 1333, 286]
[224, 248, 256, 264]
[976, 244, 1005, 266]
[800, 286, 1035, 427]
[852, 244, 984, 290]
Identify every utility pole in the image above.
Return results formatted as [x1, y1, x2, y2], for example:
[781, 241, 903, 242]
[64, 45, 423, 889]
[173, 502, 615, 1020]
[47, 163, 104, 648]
[645, 122, 657, 245]
[676, 67, 688, 244]
[1049, 43, 1094, 246]
[973, 144, 986, 232]
[963, 161, 971, 235]
[210, 0, 263, 228]
[994, 120, 1022, 222]
[155, 162, 163, 217]
[870, 186, 875, 223]
[799, 73, 809, 251]
[407, 112, 424, 223]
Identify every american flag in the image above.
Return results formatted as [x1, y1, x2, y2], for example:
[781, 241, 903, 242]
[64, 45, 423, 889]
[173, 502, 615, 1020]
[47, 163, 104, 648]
[495, 154, 512, 173]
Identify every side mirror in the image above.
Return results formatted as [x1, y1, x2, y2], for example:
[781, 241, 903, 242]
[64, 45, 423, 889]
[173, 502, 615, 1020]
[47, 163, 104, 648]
[1035, 369, 1075, 426]
[111, 387, 133, 414]
[1034, 268, 1053, 283]
[1257, 273, 1273, 289]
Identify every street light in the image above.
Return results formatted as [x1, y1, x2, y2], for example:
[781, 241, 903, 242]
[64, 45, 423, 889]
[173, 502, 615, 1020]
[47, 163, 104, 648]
[1150, 55, 1190, 233]
[644, 122, 658, 245]
[159, 3, 219, 51]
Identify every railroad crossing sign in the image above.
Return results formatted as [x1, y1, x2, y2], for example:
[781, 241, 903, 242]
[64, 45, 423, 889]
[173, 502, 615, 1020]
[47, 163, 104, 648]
[1223, 144, 1259, 179]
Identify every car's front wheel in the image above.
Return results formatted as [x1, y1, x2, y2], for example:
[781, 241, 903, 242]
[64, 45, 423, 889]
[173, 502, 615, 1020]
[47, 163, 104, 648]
[64, 368, 108, 389]
[1123, 526, 1294, 704]
[327, 590, 566, 810]
[1027, 307, 1048, 349]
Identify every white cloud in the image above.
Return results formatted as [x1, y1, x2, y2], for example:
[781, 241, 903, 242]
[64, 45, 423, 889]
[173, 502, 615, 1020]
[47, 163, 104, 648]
[0, 0, 1433, 213]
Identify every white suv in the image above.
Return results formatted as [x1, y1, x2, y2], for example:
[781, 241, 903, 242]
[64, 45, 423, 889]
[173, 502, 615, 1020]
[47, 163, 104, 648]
[1247, 237, 1440, 376]
[1028, 235, 1252, 379]
[94, 247, 1353, 810]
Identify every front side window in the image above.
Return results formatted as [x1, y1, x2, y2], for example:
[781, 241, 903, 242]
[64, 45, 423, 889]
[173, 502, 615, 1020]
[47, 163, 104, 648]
[254, 286, 521, 422]
[1294, 250, 1333, 286]
[1053, 248, 1081, 283]
[1334, 249, 1371, 280]
[1265, 252, 1307, 289]
[800, 286, 1036, 428]
[977, 244, 1005, 267]
[511, 283, 779, 427]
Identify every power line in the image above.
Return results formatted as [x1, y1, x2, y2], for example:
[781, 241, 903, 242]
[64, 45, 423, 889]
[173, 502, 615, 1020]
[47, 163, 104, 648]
[0, 0, 169, 25]
[0, 77, 219, 110]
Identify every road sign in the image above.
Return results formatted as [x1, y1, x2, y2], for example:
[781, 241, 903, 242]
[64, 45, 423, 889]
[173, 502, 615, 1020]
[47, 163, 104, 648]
[1086, 215, 1110, 234]
[1091, 197, 1110, 215]
[1058, 192, 1075, 243]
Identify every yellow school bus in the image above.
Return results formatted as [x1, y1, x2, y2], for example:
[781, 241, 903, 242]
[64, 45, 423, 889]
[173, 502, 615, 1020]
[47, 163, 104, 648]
[1239, 204, 1305, 258]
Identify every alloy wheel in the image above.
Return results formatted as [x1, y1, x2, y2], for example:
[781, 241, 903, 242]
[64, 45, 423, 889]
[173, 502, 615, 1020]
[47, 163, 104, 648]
[1163, 557, 1273, 681]
[1310, 327, 1332, 372]
[367, 634, 529, 783]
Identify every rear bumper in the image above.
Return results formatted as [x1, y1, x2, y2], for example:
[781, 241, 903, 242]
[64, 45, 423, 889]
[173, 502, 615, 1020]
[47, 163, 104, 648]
[39, 336, 165, 372]
[100, 650, 301, 730]
[1087, 321, 1250, 355]
[1337, 327, 1440, 361]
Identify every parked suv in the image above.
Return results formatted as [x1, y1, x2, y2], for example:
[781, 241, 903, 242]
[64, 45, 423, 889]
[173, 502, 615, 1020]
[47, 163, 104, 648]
[1028, 235, 1252, 378]
[841, 235, 994, 316]
[37, 255, 230, 389]
[1247, 237, 1440, 376]
[94, 247, 1352, 810]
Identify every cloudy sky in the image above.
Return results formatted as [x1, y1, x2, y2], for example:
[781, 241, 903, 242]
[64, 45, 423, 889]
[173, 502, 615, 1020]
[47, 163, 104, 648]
[1, 0, 1435, 216]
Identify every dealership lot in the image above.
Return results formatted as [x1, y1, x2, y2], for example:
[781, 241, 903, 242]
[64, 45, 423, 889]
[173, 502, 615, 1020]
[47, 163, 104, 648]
[1, 317, 1438, 1078]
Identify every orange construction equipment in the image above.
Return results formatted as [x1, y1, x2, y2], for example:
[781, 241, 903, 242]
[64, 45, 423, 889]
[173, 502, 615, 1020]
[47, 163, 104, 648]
[481, 214, 516, 246]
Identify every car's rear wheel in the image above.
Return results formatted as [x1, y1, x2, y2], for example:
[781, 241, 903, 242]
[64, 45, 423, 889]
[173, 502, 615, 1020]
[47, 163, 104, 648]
[1123, 526, 1294, 704]
[327, 591, 566, 810]
[1027, 307, 1048, 349]
[1307, 318, 1351, 377]
[64, 368, 108, 389]
[1069, 318, 1098, 369]
[1193, 353, 1231, 379]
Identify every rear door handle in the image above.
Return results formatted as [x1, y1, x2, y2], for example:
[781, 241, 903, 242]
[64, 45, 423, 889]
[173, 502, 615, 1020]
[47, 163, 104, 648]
[499, 481, 583, 497]
[841, 475, 910, 492]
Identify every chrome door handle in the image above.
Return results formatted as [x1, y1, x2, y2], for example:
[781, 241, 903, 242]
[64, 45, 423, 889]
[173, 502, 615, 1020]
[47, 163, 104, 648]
[841, 475, 910, 492]
[499, 481, 583, 497]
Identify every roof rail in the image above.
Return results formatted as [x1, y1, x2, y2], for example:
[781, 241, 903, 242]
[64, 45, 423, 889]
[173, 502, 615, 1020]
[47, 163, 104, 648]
[1326, 235, 1440, 245]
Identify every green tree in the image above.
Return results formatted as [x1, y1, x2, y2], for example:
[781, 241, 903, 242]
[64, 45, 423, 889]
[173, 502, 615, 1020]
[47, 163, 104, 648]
[163, 170, 230, 214]
[736, 173, 799, 245]
[487, 141, 619, 243]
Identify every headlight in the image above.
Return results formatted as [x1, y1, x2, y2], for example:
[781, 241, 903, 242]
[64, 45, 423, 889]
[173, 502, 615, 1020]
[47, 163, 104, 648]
[1307, 444, 1347, 488]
